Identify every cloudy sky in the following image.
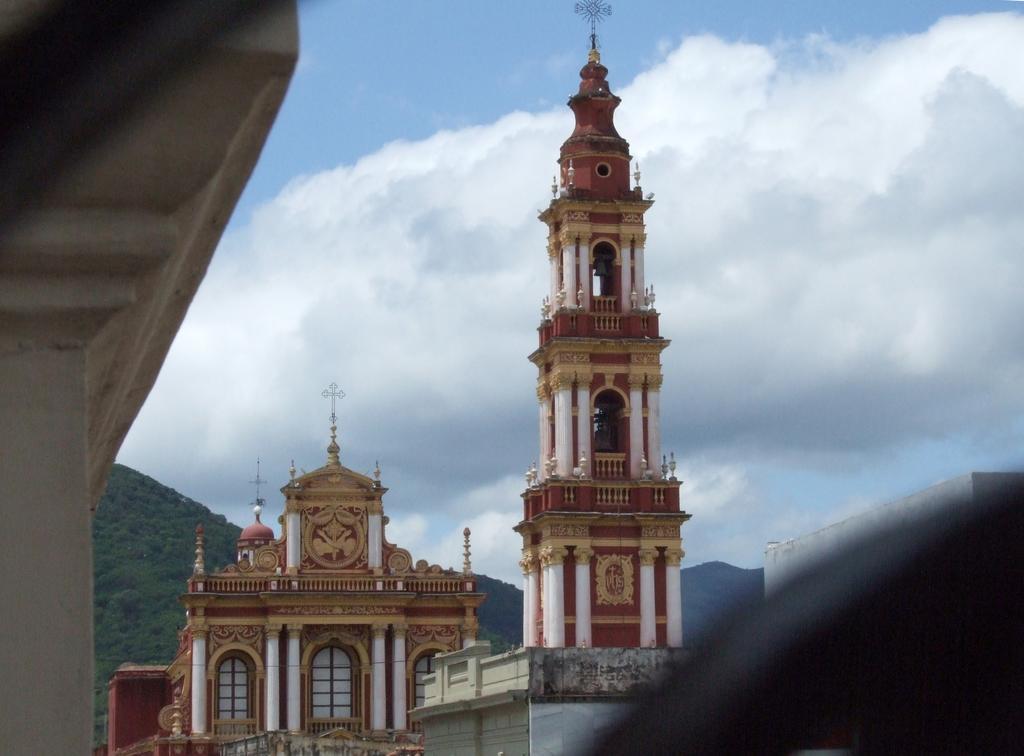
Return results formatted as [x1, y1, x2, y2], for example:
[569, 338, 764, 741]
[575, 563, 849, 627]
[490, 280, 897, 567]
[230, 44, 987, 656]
[118, 2, 1024, 585]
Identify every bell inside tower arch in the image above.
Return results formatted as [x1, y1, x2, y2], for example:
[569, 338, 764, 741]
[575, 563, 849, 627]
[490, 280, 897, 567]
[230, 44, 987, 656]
[593, 389, 626, 453]
[592, 242, 617, 297]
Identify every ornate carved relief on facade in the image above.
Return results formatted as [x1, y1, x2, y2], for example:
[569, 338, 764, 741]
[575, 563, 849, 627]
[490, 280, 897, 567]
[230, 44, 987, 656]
[302, 624, 368, 648]
[641, 525, 680, 539]
[275, 605, 398, 616]
[545, 523, 590, 538]
[405, 624, 459, 653]
[595, 554, 635, 606]
[302, 506, 367, 569]
[208, 624, 263, 652]
[630, 353, 659, 365]
[621, 213, 643, 224]
[386, 548, 412, 574]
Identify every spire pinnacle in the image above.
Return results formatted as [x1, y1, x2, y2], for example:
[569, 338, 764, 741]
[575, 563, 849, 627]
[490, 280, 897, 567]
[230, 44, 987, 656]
[462, 527, 472, 575]
[249, 457, 267, 514]
[193, 524, 205, 576]
[321, 382, 345, 466]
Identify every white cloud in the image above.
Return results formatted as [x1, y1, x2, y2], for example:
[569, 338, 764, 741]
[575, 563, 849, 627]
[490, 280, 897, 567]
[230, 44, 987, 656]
[120, 14, 1024, 570]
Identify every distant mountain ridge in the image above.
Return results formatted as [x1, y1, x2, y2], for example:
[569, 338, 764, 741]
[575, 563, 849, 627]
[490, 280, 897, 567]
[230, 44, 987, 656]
[91, 464, 764, 741]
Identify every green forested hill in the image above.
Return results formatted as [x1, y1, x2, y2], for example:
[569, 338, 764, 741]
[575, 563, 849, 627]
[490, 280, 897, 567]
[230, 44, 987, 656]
[93, 464, 241, 740]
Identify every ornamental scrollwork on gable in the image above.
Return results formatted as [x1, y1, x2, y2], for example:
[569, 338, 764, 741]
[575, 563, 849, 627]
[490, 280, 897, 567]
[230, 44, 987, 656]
[302, 506, 368, 570]
[386, 548, 413, 574]
[406, 624, 459, 654]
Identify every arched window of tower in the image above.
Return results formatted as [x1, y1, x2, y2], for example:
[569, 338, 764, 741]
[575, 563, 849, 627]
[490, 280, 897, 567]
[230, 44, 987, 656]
[592, 242, 617, 297]
[593, 389, 625, 453]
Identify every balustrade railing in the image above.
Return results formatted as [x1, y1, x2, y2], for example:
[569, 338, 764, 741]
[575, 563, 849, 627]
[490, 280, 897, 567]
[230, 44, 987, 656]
[200, 574, 464, 594]
[593, 313, 622, 331]
[593, 452, 626, 479]
[595, 486, 631, 506]
[308, 717, 362, 735]
[592, 295, 618, 313]
[213, 719, 257, 737]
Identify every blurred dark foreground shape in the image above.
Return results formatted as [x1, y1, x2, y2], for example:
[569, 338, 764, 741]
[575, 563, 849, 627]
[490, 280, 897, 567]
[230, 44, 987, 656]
[596, 472, 1024, 755]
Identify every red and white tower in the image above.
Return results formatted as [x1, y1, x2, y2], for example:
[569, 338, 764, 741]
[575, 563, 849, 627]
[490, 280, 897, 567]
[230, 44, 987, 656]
[517, 43, 690, 649]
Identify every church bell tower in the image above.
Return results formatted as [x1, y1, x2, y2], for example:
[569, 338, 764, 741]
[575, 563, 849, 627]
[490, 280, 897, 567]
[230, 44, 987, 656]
[516, 42, 691, 649]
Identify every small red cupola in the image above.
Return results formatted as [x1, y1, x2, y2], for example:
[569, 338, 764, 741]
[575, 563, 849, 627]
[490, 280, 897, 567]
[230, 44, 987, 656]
[559, 49, 634, 201]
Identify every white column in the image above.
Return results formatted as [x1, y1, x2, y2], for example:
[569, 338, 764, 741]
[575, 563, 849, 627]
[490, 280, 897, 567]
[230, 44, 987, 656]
[392, 625, 408, 730]
[550, 250, 560, 306]
[634, 243, 645, 302]
[266, 629, 280, 731]
[574, 547, 593, 647]
[628, 379, 645, 478]
[368, 510, 383, 569]
[575, 382, 591, 475]
[621, 242, 633, 312]
[527, 558, 540, 646]
[647, 379, 662, 479]
[546, 549, 566, 647]
[286, 626, 300, 732]
[639, 548, 658, 647]
[190, 631, 207, 734]
[521, 555, 535, 646]
[554, 380, 573, 476]
[286, 509, 300, 574]
[561, 244, 576, 307]
[539, 392, 551, 479]
[665, 549, 684, 648]
[371, 625, 387, 731]
[578, 241, 590, 308]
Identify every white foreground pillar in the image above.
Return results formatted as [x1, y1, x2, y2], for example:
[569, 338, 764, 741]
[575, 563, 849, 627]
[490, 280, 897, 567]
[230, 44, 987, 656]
[521, 554, 539, 646]
[371, 625, 387, 731]
[392, 625, 408, 730]
[628, 377, 645, 478]
[286, 626, 300, 732]
[265, 628, 280, 730]
[647, 378, 662, 479]
[550, 247, 560, 306]
[574, 547, 593, 647]
[554, 379, 573, 477]
[665, 548, 684, 648]
[621, 242, 633, 312]
[639, 548, 658, 647]
[576, 383, 591, 475]
[285, 508, 300, 574]
[190, 630, 207, 733]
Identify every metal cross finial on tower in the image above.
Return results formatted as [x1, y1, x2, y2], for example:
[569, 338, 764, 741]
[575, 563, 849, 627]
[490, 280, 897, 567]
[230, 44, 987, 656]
[575, 0, 612, 51]
[321, 381, 346, 426]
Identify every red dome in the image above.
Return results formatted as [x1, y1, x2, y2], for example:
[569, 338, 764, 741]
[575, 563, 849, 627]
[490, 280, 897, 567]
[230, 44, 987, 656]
[239, 521, 274, 541]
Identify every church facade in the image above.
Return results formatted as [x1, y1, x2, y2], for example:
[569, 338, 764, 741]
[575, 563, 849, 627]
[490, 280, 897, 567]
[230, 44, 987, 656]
[106, 425, 482, 755]
[518, 44, 690, 650]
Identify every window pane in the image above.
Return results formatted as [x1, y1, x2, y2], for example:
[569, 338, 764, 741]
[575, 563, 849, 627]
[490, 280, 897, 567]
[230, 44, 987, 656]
[312, 705, 329, 718]
[312, 679, 330, 693]
[312, 693, 330, 707]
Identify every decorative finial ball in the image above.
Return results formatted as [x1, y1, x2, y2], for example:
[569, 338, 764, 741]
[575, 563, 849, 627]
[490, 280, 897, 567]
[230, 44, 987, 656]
[195, 524, 204, 535]
[253, 504, 262, 518]
[463, 527, 471, 538]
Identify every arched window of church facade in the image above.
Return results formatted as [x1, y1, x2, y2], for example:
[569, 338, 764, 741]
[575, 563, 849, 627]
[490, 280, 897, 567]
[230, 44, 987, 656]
[216, 656, 250, 720]
[414, 653, 437, 708]
[311, 646, 353, 719]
